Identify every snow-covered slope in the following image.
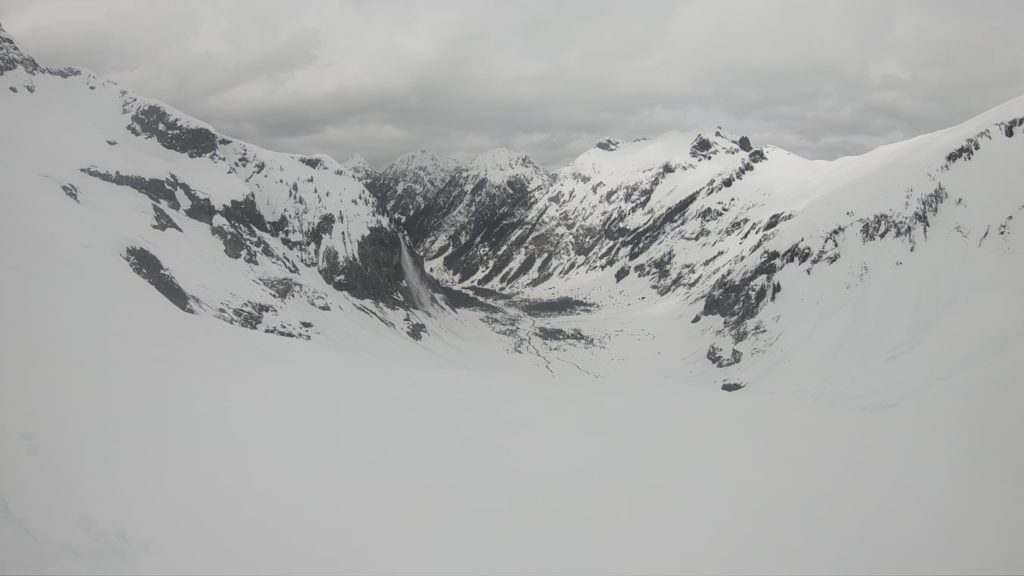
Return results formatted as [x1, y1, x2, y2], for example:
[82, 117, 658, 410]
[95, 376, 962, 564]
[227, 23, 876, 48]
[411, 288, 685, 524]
[3, 22, 1024, 574]
[0, 22, 462, 345]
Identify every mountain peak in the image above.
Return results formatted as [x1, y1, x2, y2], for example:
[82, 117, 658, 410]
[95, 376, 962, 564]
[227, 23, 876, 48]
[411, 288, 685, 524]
[341, 153, 372, 172]
[0, 24, 79, 79]
[340, 153, 375, 182]
[467, 148, 546, 181]
[343, 152, 369, 166]
[0, 22, 37, 75]
[376, 150, 463, 214]
[385, 150, 461, 175]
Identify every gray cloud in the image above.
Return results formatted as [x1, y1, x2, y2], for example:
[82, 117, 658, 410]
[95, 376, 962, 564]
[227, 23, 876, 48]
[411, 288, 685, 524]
[3, 0, 1024, 168]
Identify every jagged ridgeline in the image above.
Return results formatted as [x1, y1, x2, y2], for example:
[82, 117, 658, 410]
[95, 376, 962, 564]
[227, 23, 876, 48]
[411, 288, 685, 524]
[360, 133, 775, 295]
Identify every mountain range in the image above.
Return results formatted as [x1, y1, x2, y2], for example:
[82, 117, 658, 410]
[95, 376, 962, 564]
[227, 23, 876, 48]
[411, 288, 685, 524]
[2, 22, 1023, 573]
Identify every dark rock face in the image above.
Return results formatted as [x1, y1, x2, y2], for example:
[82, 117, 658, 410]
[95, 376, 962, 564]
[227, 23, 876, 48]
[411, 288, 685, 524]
[223, 301, 274, 329]
[310, 213, 335, 253]
[123, 246, 194, 313]
[503, 253, 537, 285]
[259, 277, 332, 311]
[235, 301, 272, 327]
[374, 151, 550, 288]
[748, 149, 766, 163]
[942, 130, 990, 170]
[596, 138, 621, 151]
[535, 326, 594, 346]
[2, 24, 80, 77]
[634, 250, 681, 295]
[938, 121, 1023, 171]
[1000, 117, 1024, 138]
[0, 52, 24, 77]
[221, 194, 269, 233]
[762, 212, 787, 232]
[405, 318, 428, 340]
[713, 159, 756, 193]
[322, 226, 409, 307]
[60, 183, 79, 203]
[206, 206, 298, 272]
[703, 250, 782, 342]
[721, 382, 746, 392]
[320, 246, 343, 286]
[211, 223, 248, 261]
[514, 297, 595, 317]
[859, 184, 948, 249]
[298, 156, 325, 170]
[261, 276, 301, 300]
[127, 104, 219, 158]
[263, 325, 311, 340]
[208, 215, 300, 273]
[214, 302, 312, 341]
[707, 343, 742, 367]
[737, 136, 753, 152]
[690, 135, 715, 159]
[624, 190, 701, 260]
[151, 203, 182, 232]
[181, 185, 216, 224]
[84, 166, 307, 273]
[438, 286, 500, 312]
[1, 26, 40, 75]
[81, 168, 182, 210]
[425, 174, 537, 285]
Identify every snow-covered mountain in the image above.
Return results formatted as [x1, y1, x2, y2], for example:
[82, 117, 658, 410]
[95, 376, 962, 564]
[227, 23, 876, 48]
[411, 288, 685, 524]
[371, 105, 1024, 393]
[366, 149, 461, 213]
[2, 23, 1024, 573]
[0, 21, 465, 345]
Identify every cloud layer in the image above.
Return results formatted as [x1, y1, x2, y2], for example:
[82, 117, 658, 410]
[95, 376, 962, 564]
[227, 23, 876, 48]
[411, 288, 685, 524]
[4, 0, 1024, 168]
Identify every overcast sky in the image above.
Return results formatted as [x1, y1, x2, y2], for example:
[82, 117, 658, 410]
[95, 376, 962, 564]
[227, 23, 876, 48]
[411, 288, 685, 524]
[3, 0, 1024, 168]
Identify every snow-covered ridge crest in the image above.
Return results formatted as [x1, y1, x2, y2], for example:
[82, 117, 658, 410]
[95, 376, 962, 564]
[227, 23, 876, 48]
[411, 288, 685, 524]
[386, 149, 463, 175]
[340, 152, 375, 181]
[0, 20, 79, 80]
[466, 147, 549, 183]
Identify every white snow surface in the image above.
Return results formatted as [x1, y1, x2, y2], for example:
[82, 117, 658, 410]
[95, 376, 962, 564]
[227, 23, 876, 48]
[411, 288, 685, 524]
[2, 27, 1024, 574]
